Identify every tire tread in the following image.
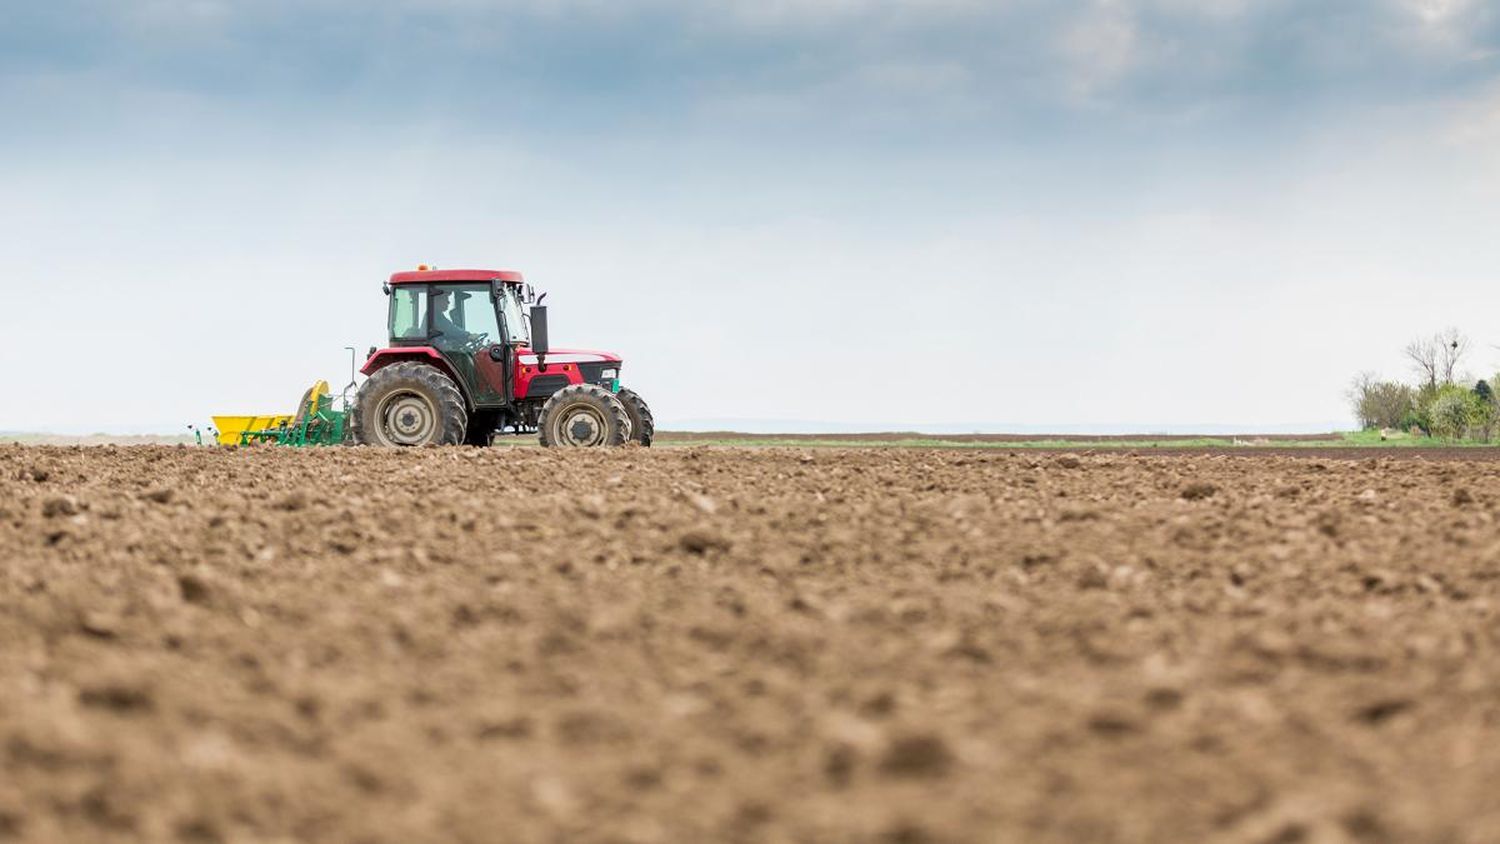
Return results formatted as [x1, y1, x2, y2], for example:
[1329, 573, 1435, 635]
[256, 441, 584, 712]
[351, 361, 467, 446]
[538, 383, 629, 447]
[616, 387, 654, 447]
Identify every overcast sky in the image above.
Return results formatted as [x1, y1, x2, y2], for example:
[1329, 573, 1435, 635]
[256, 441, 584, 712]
[3, 0, 1499, 433]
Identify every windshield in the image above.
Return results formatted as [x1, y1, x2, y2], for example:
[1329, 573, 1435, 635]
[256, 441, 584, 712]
[498, 285, 531, 345]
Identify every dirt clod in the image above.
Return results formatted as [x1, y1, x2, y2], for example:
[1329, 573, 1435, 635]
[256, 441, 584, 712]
[879, 733, 954, 779]
[679, 529, 732, 555]
[41, 495, 80, 518]
[177, 574, 212, 605]
[1356, 698, 1414, 725]
[78, 610, 120, 638]
[1180, 482, 1217, 500]
[824, 742, 858, 786]
[275, 491, 308, 511]
[78, 681, 154, 713]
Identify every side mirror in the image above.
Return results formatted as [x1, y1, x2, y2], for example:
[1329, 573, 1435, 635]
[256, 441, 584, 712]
[530, 305, 549, 356]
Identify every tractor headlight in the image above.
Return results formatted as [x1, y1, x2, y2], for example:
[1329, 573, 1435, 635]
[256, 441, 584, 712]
[601, 368, 618, 380]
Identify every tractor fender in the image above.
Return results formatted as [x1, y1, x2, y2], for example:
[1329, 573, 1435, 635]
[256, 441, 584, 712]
[360, 347, 473, 409]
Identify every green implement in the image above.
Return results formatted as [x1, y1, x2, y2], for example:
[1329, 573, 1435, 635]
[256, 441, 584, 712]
[214, 381, 348, 447]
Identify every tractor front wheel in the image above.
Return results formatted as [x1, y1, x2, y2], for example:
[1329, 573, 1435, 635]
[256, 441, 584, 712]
[538, 384, 630, 447]
[351, 362, 468, 447]
[616, 387, 654, 447]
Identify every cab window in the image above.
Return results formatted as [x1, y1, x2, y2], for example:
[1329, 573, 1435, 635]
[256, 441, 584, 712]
[390, 286, 428, 341]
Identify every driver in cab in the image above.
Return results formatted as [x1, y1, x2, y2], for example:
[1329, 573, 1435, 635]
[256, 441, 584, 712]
[431, 291, 474, 343]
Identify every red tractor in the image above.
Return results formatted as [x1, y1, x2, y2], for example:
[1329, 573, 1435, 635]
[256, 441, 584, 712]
[351, 267, 652, 448]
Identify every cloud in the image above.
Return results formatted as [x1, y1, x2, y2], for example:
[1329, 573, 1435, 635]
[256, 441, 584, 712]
[4, 0, 1496, 217]
[6, 1, 1495, 125]
[1059, 2, 1143, 101]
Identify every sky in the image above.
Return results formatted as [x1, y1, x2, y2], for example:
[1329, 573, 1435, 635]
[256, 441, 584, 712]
[2, 0, 1499, 433]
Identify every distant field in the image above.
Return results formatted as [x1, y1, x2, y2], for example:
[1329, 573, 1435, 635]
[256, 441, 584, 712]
[0, 433, 195, 446]
[653, 429, 1493, 450]
[6, 429, 1497, 452]
[657, 431, 1345, 444]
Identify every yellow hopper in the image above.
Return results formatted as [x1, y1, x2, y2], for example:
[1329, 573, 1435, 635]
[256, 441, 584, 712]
[211, 414, 294, 445]
[212, 381, 334, 445]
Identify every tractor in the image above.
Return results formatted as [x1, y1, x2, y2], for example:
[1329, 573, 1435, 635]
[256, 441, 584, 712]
[351, 266, 652, 448]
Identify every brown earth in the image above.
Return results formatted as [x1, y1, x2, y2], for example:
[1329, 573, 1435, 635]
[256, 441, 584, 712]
[3, 444, 1500, 843]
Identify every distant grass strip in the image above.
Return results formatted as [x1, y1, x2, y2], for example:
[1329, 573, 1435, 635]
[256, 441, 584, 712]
[654, 437, 1238, 449]
[653, 431, 1500, 449]
[1335, 430, 1500, 447]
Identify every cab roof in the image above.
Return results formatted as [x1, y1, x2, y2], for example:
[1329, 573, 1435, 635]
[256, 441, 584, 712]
[388, 268, 525, 285]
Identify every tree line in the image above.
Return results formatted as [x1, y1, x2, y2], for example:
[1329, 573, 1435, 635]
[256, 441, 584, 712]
[1350, 328, 1499, 441]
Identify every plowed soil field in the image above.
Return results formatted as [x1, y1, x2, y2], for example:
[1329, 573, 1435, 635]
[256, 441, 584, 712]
[4, 445, 1500, 843]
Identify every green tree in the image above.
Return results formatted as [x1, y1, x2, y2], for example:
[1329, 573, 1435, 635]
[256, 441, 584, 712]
[1427, 386, 1477, 441]
[1348, 373, 1415, 430]
[1474, 380, 1498, 442]
[1408, 382, 1442, 434]
[1473, 401, 1497, 443]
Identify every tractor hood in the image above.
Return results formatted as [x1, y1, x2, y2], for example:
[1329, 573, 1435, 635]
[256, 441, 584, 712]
[517, 347, 621, 365]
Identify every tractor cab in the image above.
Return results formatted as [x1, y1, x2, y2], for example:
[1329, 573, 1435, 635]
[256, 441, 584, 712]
[385, 268, 534, 348]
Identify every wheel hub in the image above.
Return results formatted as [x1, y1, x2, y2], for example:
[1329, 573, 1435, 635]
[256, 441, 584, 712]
[380, 392, 437, 445]
[560, 407, 606, 446]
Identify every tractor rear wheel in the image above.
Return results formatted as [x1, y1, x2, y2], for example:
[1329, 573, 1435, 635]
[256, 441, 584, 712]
[616, 387, 654, 447]
[538, 384, 630, 448]
[351, 362, 467, 447]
